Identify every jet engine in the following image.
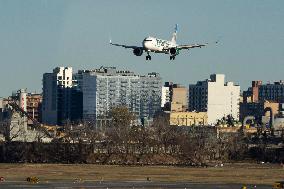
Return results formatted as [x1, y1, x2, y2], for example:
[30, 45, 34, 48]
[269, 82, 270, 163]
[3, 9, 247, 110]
[133, 48, 143, 56]
[169, 47, 178, 55]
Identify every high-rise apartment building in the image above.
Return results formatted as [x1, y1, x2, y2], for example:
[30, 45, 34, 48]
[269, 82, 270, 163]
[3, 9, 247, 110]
[258, 81, 284, 103]
[188, 74, 240, 125]
[241, 80, 284, 122]
[244, 80, 284, 103]
[42, 67, 82, 125]
[80, 67, 162, 123]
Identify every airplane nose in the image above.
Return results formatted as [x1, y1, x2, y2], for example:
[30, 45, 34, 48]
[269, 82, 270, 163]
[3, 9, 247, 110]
[143, 41, 150, 49]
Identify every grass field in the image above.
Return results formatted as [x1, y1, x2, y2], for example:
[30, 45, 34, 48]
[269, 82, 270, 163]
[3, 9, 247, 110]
[0, 163, 283, 185]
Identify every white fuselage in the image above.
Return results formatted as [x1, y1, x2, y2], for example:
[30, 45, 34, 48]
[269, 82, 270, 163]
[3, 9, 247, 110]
[143, 37, 176, 53]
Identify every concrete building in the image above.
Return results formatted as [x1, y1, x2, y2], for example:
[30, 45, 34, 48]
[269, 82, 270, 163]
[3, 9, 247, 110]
[161, 82, 188, 112]
[241, 80, 284, 124]
[171, 86, 188, 112]
[42, 67, 82, 125]
[170, 112, 207, 126]
[244, 80, 284, 103]
[161, 86, 170, 108]
[243, 81, 262, 103]
[1, 90, 43, 125]
[140, 73, 162, 121]
[80, 67, 162, 123]
[0, 107, 52, 142]
[188, 74, 240, 125]
[0, 93, 52, 142]
[26, 93, 42, 124]
[259, 81, 284, 102]
[273, 104, 284, 136]
[240, 100, 279, 123]
[161, 82, 173, 110]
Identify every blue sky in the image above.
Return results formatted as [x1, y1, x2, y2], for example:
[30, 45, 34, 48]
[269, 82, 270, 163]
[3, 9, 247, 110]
[0, 0, 284, 97]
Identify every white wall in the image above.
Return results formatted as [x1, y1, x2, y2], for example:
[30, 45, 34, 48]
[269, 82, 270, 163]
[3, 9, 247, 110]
[161, 86, 170, 108]
[0, 98, 3, 110]
[19, 89, 27, 112]
[207, 75, 240, 125]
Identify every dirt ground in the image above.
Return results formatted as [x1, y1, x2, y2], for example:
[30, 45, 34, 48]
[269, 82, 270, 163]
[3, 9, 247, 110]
[0, 163, 283, 185]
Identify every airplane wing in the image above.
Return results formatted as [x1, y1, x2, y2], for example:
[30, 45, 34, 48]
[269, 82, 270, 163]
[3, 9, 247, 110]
[177, 43, 208, 49]
[177, 41, 219, 50]
[110, 40, 142, 49]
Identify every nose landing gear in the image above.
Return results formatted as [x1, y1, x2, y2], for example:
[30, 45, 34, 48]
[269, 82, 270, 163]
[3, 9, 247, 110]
[146, 52, 151, 60]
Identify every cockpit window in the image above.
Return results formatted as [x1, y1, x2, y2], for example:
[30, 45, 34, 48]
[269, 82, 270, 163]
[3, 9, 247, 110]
[144, 38, 152, 42]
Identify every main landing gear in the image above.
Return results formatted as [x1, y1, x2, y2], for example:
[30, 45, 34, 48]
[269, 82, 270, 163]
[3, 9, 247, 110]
[170, 55, 175, 60]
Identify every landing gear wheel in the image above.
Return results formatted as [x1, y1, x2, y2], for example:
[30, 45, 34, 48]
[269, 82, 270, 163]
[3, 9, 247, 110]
[170, 56, 175, 60]
[146, 55, 151, 61]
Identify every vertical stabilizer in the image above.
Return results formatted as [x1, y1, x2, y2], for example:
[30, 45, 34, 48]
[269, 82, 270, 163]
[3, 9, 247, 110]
[171, 24, 178, 44]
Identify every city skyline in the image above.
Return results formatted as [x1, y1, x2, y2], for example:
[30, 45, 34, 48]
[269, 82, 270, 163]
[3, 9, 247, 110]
[3, 64, 284, 97]
[1, 1, 284, 97]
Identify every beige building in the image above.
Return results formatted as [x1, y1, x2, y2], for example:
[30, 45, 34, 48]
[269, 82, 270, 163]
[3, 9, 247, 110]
[170, 112, 208, 126]
[263, 100, 279, 117]
[171, 103, 183, 112]
[171, 86, 188, 112]
[161, 82, 188, 112]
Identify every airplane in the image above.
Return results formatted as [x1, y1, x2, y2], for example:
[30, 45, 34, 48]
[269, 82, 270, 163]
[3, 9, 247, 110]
[110, 24, 217, 60]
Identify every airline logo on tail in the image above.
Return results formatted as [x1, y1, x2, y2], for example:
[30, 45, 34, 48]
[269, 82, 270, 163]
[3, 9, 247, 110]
[171, 24, 178, 44]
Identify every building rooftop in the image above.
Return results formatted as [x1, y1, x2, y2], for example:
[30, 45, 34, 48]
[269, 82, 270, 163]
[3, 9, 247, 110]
[78, 66, 160, 78]
[190, 74, 239, 87]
